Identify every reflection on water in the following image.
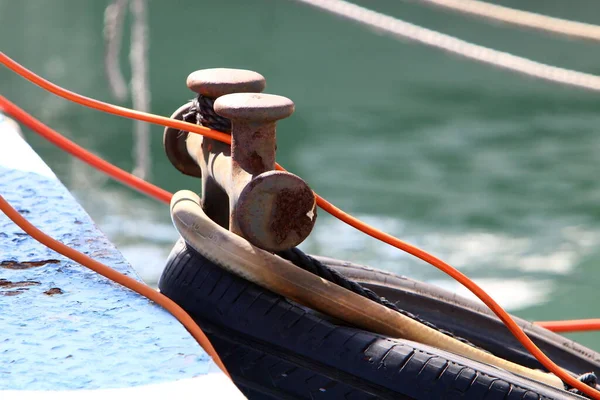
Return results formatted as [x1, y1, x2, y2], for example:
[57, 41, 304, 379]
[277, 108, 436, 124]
[2, 0, 600, 350]
[431, 278, 554, 312]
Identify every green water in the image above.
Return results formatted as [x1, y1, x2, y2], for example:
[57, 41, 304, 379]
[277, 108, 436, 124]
[2, 0, 600, 350]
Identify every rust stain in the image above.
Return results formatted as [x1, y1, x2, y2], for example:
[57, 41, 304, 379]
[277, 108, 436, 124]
[271, 188, 317, 245]
[44, 288, 64, 296]
[1, 290, 24, 296]
[0, 279, 41, 289]
[246, 151, 266, 174]
[0, 259, 60, 269]
[251, 130, 266, 140]
[90, 250, 111, 258]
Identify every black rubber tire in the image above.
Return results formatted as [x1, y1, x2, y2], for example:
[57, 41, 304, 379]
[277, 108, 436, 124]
[316, 256, 600, 376]
[159, 239, 583, 400]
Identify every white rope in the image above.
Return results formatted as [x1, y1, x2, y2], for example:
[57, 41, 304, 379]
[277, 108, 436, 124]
[103, 0, 128, 101]
[416, 0, 600, 42]
[292, 0, 600, 93]
[102, 0, 151, 180]
[129, 0, 151, 181]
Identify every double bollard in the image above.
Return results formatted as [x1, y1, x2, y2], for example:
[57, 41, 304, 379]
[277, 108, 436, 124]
[164, 68, 317, 252]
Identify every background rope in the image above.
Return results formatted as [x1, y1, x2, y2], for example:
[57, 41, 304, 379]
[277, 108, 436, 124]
[291, 0, 600, 93]
[415, 0, 600, 42]
[103, 0, 128, 101]
[103, 0, 152, 180]
[129, 0, 151, 181]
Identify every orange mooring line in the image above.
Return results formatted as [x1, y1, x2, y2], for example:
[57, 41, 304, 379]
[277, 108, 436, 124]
[0, 194, 231, 379]
[536, 319, 600, 333]
[0, 95, 172, 203]
[1, 52, 598, 398]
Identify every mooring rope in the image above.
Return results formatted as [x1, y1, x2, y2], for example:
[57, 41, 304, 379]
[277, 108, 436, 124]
[103, 0, 128, 101]
[277, 247, 484, 348]
[292, 0, 600, 93]
[103, 0, 151, 180]
[571, 373, 600, 396]
[129, 0, 151, 181]
[186, 95, 232, 134]
[415, 0, 600, 42]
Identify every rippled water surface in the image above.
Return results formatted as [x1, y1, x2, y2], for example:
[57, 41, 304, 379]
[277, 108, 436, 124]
[2, 0, 600, 350]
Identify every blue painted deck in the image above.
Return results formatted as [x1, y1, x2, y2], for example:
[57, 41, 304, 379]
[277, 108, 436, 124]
[0, 114, 244, 398]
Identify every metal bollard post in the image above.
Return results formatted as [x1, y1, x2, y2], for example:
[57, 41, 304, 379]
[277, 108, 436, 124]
[164, 70, 317, 252]
[163, 68, 266, 227]
[214, 93, 317, 251]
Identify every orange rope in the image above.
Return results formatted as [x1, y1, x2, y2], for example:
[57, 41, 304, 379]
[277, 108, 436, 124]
[1, 52, 598, 397]
[0, 95, 171, 203]
[0, 194, 230, 379]
[536, 319, 600, 333]
[0, 53, 231, 145]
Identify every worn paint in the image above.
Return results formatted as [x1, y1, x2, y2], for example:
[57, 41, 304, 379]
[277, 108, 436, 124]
[1, 259, 61, 269]
[0, 114, 244, 397]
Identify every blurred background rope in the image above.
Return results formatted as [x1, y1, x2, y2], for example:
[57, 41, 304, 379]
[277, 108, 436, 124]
[415, 0, 600, 42]
[292, 0, 600, 93]
[103, 0, 151, 180]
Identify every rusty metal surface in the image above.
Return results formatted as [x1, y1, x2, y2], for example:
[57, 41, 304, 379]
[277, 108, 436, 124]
[214, 92, 316, 251]
[235, 170, 317, 250]
[164, 70, 317, 252]
[0, 114, 243, 396]
[213, 92, 295, 122]
[191, 69, 269, 229]
[186, 68, 266, 98]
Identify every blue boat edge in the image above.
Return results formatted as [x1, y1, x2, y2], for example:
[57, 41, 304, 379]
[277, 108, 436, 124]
[0, 113, 245, 399]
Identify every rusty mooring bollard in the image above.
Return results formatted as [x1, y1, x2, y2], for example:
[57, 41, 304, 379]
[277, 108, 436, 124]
[214, 93, 317, 251]
[163, 68, 266, 228]
[164, 69, 317, 252]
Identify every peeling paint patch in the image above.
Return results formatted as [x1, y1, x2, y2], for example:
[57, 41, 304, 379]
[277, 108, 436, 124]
[0, 259, 60, 269]
[0, 279, 41, 289]
[1, 290, 25, 296]
[44, 288, 64, 296]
